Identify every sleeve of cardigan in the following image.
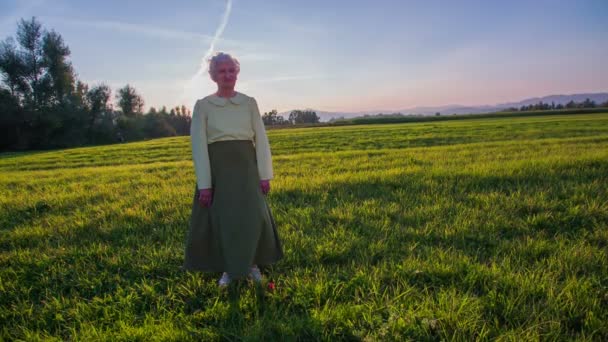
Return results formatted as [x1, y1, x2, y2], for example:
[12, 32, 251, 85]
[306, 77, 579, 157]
[249, 97, 274, 180]
[190, 100, 212, 189]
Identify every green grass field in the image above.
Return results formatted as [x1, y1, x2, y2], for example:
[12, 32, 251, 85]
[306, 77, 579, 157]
[1, 113, 608, 340]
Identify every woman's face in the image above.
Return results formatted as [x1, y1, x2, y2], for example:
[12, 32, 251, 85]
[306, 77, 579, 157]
[213, 60, 238, 89]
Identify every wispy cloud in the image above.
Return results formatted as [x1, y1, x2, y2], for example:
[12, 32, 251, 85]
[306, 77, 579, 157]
[41, 16, 217, 43]
[41, 15, 246, 48]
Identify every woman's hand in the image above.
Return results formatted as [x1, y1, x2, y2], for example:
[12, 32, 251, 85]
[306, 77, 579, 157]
[260, 180, 270, 195]
[198, 188, 213, 207]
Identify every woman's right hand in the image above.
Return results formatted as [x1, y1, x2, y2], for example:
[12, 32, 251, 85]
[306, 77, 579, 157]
[198, 188, 213, 207]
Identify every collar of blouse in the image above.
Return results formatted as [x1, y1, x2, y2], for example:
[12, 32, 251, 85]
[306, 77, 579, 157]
[208, 92, 247, 107]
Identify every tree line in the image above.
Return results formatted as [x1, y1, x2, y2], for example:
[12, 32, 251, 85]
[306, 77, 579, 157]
[274, 98, 608, 125]
[0, 17, 191, 152]
[503, 98, 608, 112]
[262, 109, 320, 126]
[328, 98, 608, 122]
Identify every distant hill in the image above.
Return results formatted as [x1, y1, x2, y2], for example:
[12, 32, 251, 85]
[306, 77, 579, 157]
[279, 92, 608, 122]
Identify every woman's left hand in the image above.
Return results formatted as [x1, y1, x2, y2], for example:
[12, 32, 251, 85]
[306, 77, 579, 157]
[260, 179, 270, 195]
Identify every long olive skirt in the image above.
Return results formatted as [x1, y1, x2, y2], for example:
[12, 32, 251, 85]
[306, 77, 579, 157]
[183, 140, 283, 278]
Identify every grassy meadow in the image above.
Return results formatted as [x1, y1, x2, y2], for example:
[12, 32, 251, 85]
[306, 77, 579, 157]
[1, 113, 608, 340]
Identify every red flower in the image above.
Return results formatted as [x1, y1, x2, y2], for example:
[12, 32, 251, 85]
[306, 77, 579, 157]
[267, 281, 275, 291]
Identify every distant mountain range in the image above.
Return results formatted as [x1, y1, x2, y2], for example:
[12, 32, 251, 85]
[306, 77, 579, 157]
[279, 92, 608, 122]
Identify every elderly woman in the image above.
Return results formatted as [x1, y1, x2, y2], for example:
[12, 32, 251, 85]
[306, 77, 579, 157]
[183, 52, 283, 287]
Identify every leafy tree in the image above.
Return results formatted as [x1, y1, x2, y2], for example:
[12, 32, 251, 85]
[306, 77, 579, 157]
[144, 112, 176, 138]
[166, 107, 191, 135]
[72, 81, 88, 110]
[0, 38, 28, 99]
[86, 84, 113, 143]
[116, 84, 144, 117]
[41, 30, 75, 106]
[0, 17, 198, 150]
[115, 115, 143, 141]
[581, 98, 595, 108]
[16, 17, 44, 109]
[0, 89, 23, 150]
[289, 109, 319, 124]
[87, 84, 112, 121]
[262, 109, 287, 125]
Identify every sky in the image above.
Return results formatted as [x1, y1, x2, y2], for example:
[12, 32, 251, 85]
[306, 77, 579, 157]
[1, 0, 607, 114]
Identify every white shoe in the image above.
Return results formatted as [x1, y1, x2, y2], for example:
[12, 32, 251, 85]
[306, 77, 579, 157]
[248, 265, 263, 283]
[218, 272, 230, 287]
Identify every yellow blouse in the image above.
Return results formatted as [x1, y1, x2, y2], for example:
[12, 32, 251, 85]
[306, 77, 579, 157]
[190, 91, 274, 189]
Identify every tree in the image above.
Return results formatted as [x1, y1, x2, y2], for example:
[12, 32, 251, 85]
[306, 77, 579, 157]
[288, 109, 320, 124]
[72, 80, 88, 110]
[144, 112, 176, 138]
[581, 98, 595, 108]
[16, 17, 44, 109]
[116, 84, 144, 117]
[0, 88, 23, 150]
[1, 17, 202, 150]
[532, 101, 549, 110]
[0, 17, 74, 149]
[262, 109, 286, 125]
[0, 38, 28, 99]
[82, 84, 115, 144]
[87, 84, 112, 126]
[167, 105, 191, 135]
[41, 30, 75, 106]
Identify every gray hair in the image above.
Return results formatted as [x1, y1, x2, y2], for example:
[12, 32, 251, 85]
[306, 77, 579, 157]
[208, 52, 240, 79]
